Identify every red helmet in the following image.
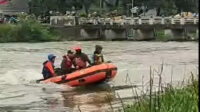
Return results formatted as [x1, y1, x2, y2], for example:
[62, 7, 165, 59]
[74, 46, 81, 51]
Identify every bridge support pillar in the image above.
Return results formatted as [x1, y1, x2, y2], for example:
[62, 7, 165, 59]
[196, 29, 199, 40]
[53, 27, 81, 40]
[164, 29, 187, 40]
[80, 28, 100, 40]
[184, 28, 199, 40]
[132, 28, 155, 40]
[104, 29, 127, 40]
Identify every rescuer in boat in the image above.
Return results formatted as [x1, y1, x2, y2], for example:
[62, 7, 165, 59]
[42, 54, 57, 79]
[73, 47, 92, 70]
[92, 45, 104, 65]
[61, 50, 75, 74]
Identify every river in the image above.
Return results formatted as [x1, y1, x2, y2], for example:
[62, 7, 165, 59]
[0, 41, 198, 112]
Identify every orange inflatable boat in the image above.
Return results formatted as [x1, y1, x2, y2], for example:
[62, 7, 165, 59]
[42, 63, 117, 87]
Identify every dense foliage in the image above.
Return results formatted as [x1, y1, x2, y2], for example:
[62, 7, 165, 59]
[125, 75, 199, 112]
[0, 14, 59, 42]
[28, 0, 199, 17]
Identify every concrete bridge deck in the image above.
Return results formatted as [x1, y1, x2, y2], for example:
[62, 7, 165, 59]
[49, 16, 199, 41]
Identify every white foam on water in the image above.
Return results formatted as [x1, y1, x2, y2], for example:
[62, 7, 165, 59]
[0, 69, 43, 85]
[0, 69, 69, 108]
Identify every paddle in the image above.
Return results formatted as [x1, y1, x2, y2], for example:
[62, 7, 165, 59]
[36, 79, 44, 83]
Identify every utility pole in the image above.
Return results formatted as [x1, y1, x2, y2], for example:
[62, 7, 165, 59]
[28, 0, 32, 14]
[100, 0, 102, 14]
[131, 0, 134, 17]
[132, 0, 134, 8]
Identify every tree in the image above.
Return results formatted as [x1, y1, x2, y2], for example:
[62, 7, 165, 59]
[28, 0, 199, 17]
[175, 0, 199, 13]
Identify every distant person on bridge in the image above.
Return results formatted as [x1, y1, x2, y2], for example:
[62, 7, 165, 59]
[73, 46, 92, 70]
[42, 54, 57, 79]
[91, 45, 104, 65]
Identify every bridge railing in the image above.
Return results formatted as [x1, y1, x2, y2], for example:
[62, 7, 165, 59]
[79, 17, 199, 25]
[124, 17, 199, 25]
[50, 16, 75, 26]
[50, 16, 199, 26]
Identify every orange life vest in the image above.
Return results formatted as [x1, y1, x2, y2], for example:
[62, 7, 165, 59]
[42, 61, 55, 78]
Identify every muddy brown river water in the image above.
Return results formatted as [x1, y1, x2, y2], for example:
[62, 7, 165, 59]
[0, 41, 198, 112]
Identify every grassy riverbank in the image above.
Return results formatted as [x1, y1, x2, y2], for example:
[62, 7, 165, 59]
[0, 14, 59, 43]
[124, 73, 198, 112]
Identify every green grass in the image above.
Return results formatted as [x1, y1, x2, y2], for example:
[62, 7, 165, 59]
[0, 14, 59, 43]
[124, 74, 199, 112]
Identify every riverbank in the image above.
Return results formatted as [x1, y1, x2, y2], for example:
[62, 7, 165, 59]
[124, 73, 198, 112]
[0, 14, 59, 43]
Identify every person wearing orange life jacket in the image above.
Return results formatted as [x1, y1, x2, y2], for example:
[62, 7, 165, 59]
[73, 47, 92, 70]
[42, 54, 57, 79]
[91, 45, 104, 65]
[61, 50, 75, 74]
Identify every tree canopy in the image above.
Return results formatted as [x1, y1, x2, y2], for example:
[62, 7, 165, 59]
[28, 0, 199, 17]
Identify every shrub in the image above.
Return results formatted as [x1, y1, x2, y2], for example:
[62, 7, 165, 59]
[124, 74, 199, 112]
[0, 14, 59, 43]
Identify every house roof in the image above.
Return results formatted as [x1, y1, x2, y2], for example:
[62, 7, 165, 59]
[0, 0, 29, 15]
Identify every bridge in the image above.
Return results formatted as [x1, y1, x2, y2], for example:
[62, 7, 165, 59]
[50, 16, 199, 41]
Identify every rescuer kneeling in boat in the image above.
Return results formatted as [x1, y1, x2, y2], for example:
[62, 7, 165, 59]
[61, 50, 75, 74]
[73, 47, 92, 70]
[42, 54, 57, 79]
[92, 45, 104, 65]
